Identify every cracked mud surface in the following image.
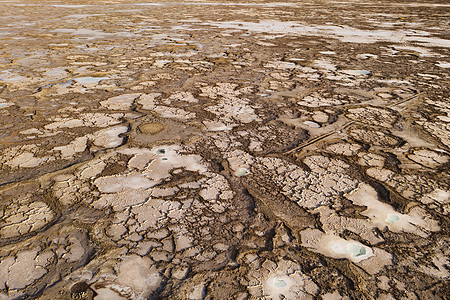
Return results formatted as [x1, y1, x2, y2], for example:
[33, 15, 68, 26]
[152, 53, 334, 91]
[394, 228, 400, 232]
[0, 0, 449, 299]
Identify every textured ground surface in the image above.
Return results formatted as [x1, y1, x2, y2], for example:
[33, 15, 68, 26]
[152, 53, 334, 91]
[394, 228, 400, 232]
[0, 0, 449, 299]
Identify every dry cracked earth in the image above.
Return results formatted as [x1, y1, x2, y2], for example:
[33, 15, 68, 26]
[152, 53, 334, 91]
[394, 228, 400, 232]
[0, 0, 449, 299]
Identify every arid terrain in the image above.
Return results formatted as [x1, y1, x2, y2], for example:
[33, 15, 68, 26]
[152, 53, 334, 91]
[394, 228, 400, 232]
[0, 0, 449, 299]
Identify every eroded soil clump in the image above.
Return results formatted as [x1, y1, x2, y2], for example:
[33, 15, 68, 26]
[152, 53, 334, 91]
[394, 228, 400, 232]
[0, 0, 449, 299]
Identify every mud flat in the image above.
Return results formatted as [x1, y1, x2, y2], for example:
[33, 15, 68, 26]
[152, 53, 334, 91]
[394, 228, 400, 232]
[0, 0, 449, 299]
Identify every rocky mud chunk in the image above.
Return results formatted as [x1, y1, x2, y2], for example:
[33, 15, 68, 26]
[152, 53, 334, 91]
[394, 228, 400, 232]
[325, 143, 362, 156]
[407, 148, 449, 168]
[346, 106, 398, 128]
[348, 127, 403, 147]
[233, 123, 309, 154]
[0, 200, 54, 240]
[0, 225, 93, 299]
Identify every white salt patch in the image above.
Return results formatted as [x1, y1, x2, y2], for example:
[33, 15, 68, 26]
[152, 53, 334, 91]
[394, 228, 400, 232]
[256, 259, 318, 299]
[181, 2, 294, 7]
[42, 68, 68, 78]
[133, 3, 163, 6]
[205, 98, 261, 124]
[44, 114, 122, 130]
[391, 45, 438, 57]
[6, 152, 53, 168]
[137, 94, 195, 119]
[437, 116, 450, 122]
[303, 121, 321, 128]
[256, 41, 276, 47]
[378, 92, 392, 98]
[91, 125, 128, 148]
[45, 119, 83, 130]
[188, 283, 206, 300]
[347, 183, 440, 236]
[418, 73, 439, 78]
[422, 189, 449, 204]
[436, 62, 450, 68]
[0, 71, 27, 82]
[202, 120, 233, 131]
[168, 92, 198, 103]
[118, 148, 153, 155]
[63, 14, 102, 19]
[408, 149, 449, 167]
[226, 150, 255, 175]
[312, 111, 329, 123]
[314, 59, 337, 71]
[53, 136, 88, 158]
[94, 173, 155, 194]
[115, 146, 207, 192]
[153, 106, 195, 120]
[137, 93, 161, 109]
[74, 77, 109, 84]
[265, 275, 292, 296]
[154, 60, 171, 67]
[128, 153, 154, 171]
[301, 229, 392, 274]
[322, 291, 344, 300]
[264, 61, 298, 69]
[143, 145, 207, 181]
[100, 93, 142, 110]
[341, 70, 371, 76]
[52, 5, 90, 8]
[325, 237, 374, 263]
[93, 189, 152, 211]
[356, 53, 378, 59]
[117, 255, 161, 299]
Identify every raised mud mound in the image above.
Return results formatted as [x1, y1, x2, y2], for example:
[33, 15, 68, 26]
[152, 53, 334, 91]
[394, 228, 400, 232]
[0, 0, 449, 299]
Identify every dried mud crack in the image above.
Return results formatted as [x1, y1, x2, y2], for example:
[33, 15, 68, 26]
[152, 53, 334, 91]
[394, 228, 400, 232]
[0, 0, 449, 299]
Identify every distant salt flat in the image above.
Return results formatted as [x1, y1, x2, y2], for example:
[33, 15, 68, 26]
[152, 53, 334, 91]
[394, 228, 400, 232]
[202, 20, 450, 48]
[179, 2, 296, 6]
[51, 5, 92, 8]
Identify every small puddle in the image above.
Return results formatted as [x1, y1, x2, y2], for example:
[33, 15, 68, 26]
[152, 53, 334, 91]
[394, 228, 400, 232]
[235, 168, 250, 177]
[385, 214, 400, 224]
[348, 243, 367, 257]
[273, 279, 287, 288]
[342, 70, 371, 76]
[0, 102, 11, 108]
